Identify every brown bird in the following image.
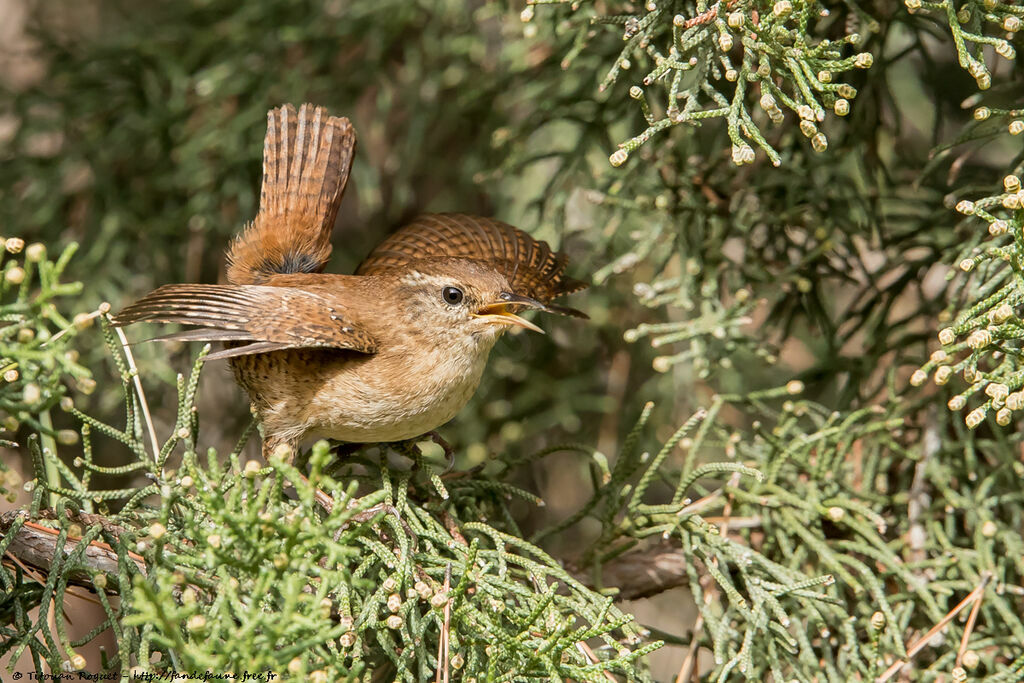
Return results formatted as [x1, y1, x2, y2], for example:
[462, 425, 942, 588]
[113, 103, 586, 461]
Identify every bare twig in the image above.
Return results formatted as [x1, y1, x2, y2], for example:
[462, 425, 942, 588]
[678, 490, 723, 517]
[877, 572, 992, 682]
[571, 541, 689, 601]
[675, 471, 742, 682]
[955, 582, 985, 667]
[850, 438, 864, 492]
[440, 510, 468, 547]
[111, 320, 160, 463]
[701, 515, 761, 528]
[435, 564, 452, 683]
[675, 611, 705, 683]
[43, 305, 107, 347]
[576, 641, 617, 681]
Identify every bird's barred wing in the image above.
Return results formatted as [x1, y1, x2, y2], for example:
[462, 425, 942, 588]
[111, 284, 378, 360]
[356, 213, 587, 317]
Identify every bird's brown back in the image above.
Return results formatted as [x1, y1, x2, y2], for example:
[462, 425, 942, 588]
[357, 213, 587, 309]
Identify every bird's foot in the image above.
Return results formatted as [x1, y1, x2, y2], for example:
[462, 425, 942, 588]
[390, 432, 455, 473]
[290, 473, 336, 513]
[343, 503, 419, 549]
[425, 431, 456, 473]
[329, 441, 363, 459]
[306, 486, 415, 549]
[264, 441, 338, 513]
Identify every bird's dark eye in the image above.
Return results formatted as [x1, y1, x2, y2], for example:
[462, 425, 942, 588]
[442, 286, 464, 305]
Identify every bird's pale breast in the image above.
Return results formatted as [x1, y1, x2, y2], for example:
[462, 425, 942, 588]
[231, 334, 497, 445]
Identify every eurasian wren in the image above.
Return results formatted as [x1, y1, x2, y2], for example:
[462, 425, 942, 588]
[114, 104, 586, 459]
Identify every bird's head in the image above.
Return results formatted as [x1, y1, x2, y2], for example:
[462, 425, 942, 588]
[386, 258, 548, 346]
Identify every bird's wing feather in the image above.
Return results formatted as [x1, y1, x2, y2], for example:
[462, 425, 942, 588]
[112, 284, 378, 357]
[355, 213, 587, 315]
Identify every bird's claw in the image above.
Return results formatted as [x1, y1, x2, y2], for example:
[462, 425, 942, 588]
[391, 431, 456, 474]
[426, 431, 456, 474]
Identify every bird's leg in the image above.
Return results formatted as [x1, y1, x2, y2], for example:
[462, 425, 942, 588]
[390, 431, 455, 473]
[423, 431, 456, 473]
[262, 438, 335, 513]
[262, 439, 413, 541]
[329, 441, 362, 459]
[426, 431, 454, 463]
[346, 503, 417, 541]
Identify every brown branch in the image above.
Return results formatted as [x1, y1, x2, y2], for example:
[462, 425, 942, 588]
[576, 641, 617, 682]
[435, 565, 452, 683]
[955, 585, 984, 667]
[570, 540, 689, 601]
[0, 509, 146, 593]
[2, 496, 708, 617]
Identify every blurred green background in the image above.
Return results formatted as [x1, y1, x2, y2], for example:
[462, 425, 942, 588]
[4, 0, 1024, 677]
[1, 1, 682, 670]
[4, 0, 988, 459]
[0, 0, 674, 466]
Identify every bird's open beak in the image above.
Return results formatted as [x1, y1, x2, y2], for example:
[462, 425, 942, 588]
[474, 292, 546, 334]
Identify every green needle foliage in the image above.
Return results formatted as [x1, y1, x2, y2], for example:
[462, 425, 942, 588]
[3, 0, 1024, 680]
[528, 0, 873, 166]
[915, 173, 1024, 428]
[0, 239, 90, 501]
[905, 0, 1020, 88]
[4, 328, 661, 679]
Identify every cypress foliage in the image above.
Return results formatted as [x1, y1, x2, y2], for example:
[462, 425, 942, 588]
[1, 0, 1023, 679]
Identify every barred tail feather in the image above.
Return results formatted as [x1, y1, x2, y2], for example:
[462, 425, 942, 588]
[227, 103, 356, 285]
